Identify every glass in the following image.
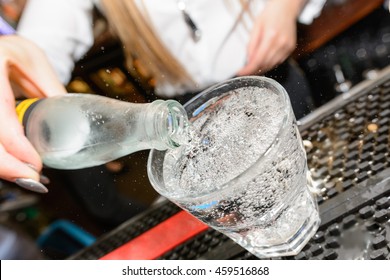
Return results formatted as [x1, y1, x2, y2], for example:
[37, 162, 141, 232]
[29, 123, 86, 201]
[18, 94, 188, 169]
[147, 76, 320, 258]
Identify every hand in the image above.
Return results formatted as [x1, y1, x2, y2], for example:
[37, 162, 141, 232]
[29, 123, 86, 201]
[0, 35, 66, 185]
[238, 0, 305, 76]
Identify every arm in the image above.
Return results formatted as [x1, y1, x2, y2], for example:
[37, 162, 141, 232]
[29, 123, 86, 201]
[238, 0, 325, 76]
[0, 35, 67, 184]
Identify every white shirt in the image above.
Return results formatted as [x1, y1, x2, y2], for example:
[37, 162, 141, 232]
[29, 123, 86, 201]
[17, 0, 326, 97]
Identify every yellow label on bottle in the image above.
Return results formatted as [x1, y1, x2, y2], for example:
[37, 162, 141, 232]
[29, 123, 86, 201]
[15, 98, 39, 124]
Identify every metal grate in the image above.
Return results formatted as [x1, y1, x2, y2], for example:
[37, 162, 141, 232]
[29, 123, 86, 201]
[233, 187, 390, 260]
[303, 81, 390, 205]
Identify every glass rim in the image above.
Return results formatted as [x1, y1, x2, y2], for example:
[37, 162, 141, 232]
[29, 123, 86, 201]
[148, 76, 292, 200]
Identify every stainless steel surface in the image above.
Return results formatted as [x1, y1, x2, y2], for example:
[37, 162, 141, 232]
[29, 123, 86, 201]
[298, 64, 390, 131]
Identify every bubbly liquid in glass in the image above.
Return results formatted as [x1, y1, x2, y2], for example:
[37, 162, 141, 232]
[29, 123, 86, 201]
[162, 87, 320, 257]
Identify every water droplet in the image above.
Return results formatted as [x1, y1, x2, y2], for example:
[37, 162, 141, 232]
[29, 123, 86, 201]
[202, 137, 210, 145]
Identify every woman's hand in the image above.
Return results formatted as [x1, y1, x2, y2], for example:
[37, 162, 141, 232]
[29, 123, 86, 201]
[0, 35, 66, 186]
[238, 0, 305, 76]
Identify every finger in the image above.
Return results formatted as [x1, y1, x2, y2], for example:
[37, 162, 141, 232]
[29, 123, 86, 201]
[0, 118, 43, 172]
[10, 52, 66, 98]
[237, 59, 262, 76]
[5, 35, 67, 98]
[259, 44, 290, 73]
[0, 63, 43, 172]
[0, 143, 40, 182]
[246, 18, 264, 63]
[14, 47, 67, 97]
[238, 30, 277, 76]
[239, 29, 294, 76]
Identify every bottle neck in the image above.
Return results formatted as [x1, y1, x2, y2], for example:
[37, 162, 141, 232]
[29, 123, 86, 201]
[147, 100, 189, 150]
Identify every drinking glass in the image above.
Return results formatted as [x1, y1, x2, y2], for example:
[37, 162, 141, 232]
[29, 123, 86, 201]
[147, 76, 320, 258]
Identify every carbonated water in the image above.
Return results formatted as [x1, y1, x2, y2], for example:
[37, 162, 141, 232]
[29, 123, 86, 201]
[162, 86, 320, 258]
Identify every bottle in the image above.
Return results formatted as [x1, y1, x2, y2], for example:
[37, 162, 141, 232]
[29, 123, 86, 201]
[16, 94, 189, 169]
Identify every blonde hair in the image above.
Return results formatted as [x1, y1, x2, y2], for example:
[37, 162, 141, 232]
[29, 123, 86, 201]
[101, 0, 251, 91]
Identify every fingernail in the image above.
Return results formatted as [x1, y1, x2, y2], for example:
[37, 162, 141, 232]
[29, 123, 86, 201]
[24, 163, 50, 186]
[15, 178, 48, 193]
[39, 174, 50, 185]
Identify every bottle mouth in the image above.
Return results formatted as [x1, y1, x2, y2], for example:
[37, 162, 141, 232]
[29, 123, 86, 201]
[164, 100, 190, 148]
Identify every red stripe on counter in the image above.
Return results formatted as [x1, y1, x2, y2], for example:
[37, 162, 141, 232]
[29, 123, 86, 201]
[100, 211, 209, 260]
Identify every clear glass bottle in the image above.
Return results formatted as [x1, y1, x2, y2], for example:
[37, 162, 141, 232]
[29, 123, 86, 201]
[16, 94, 188, 169]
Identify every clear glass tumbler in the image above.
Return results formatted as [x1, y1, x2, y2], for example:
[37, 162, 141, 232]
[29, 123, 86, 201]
[147, 76, 320, 258]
